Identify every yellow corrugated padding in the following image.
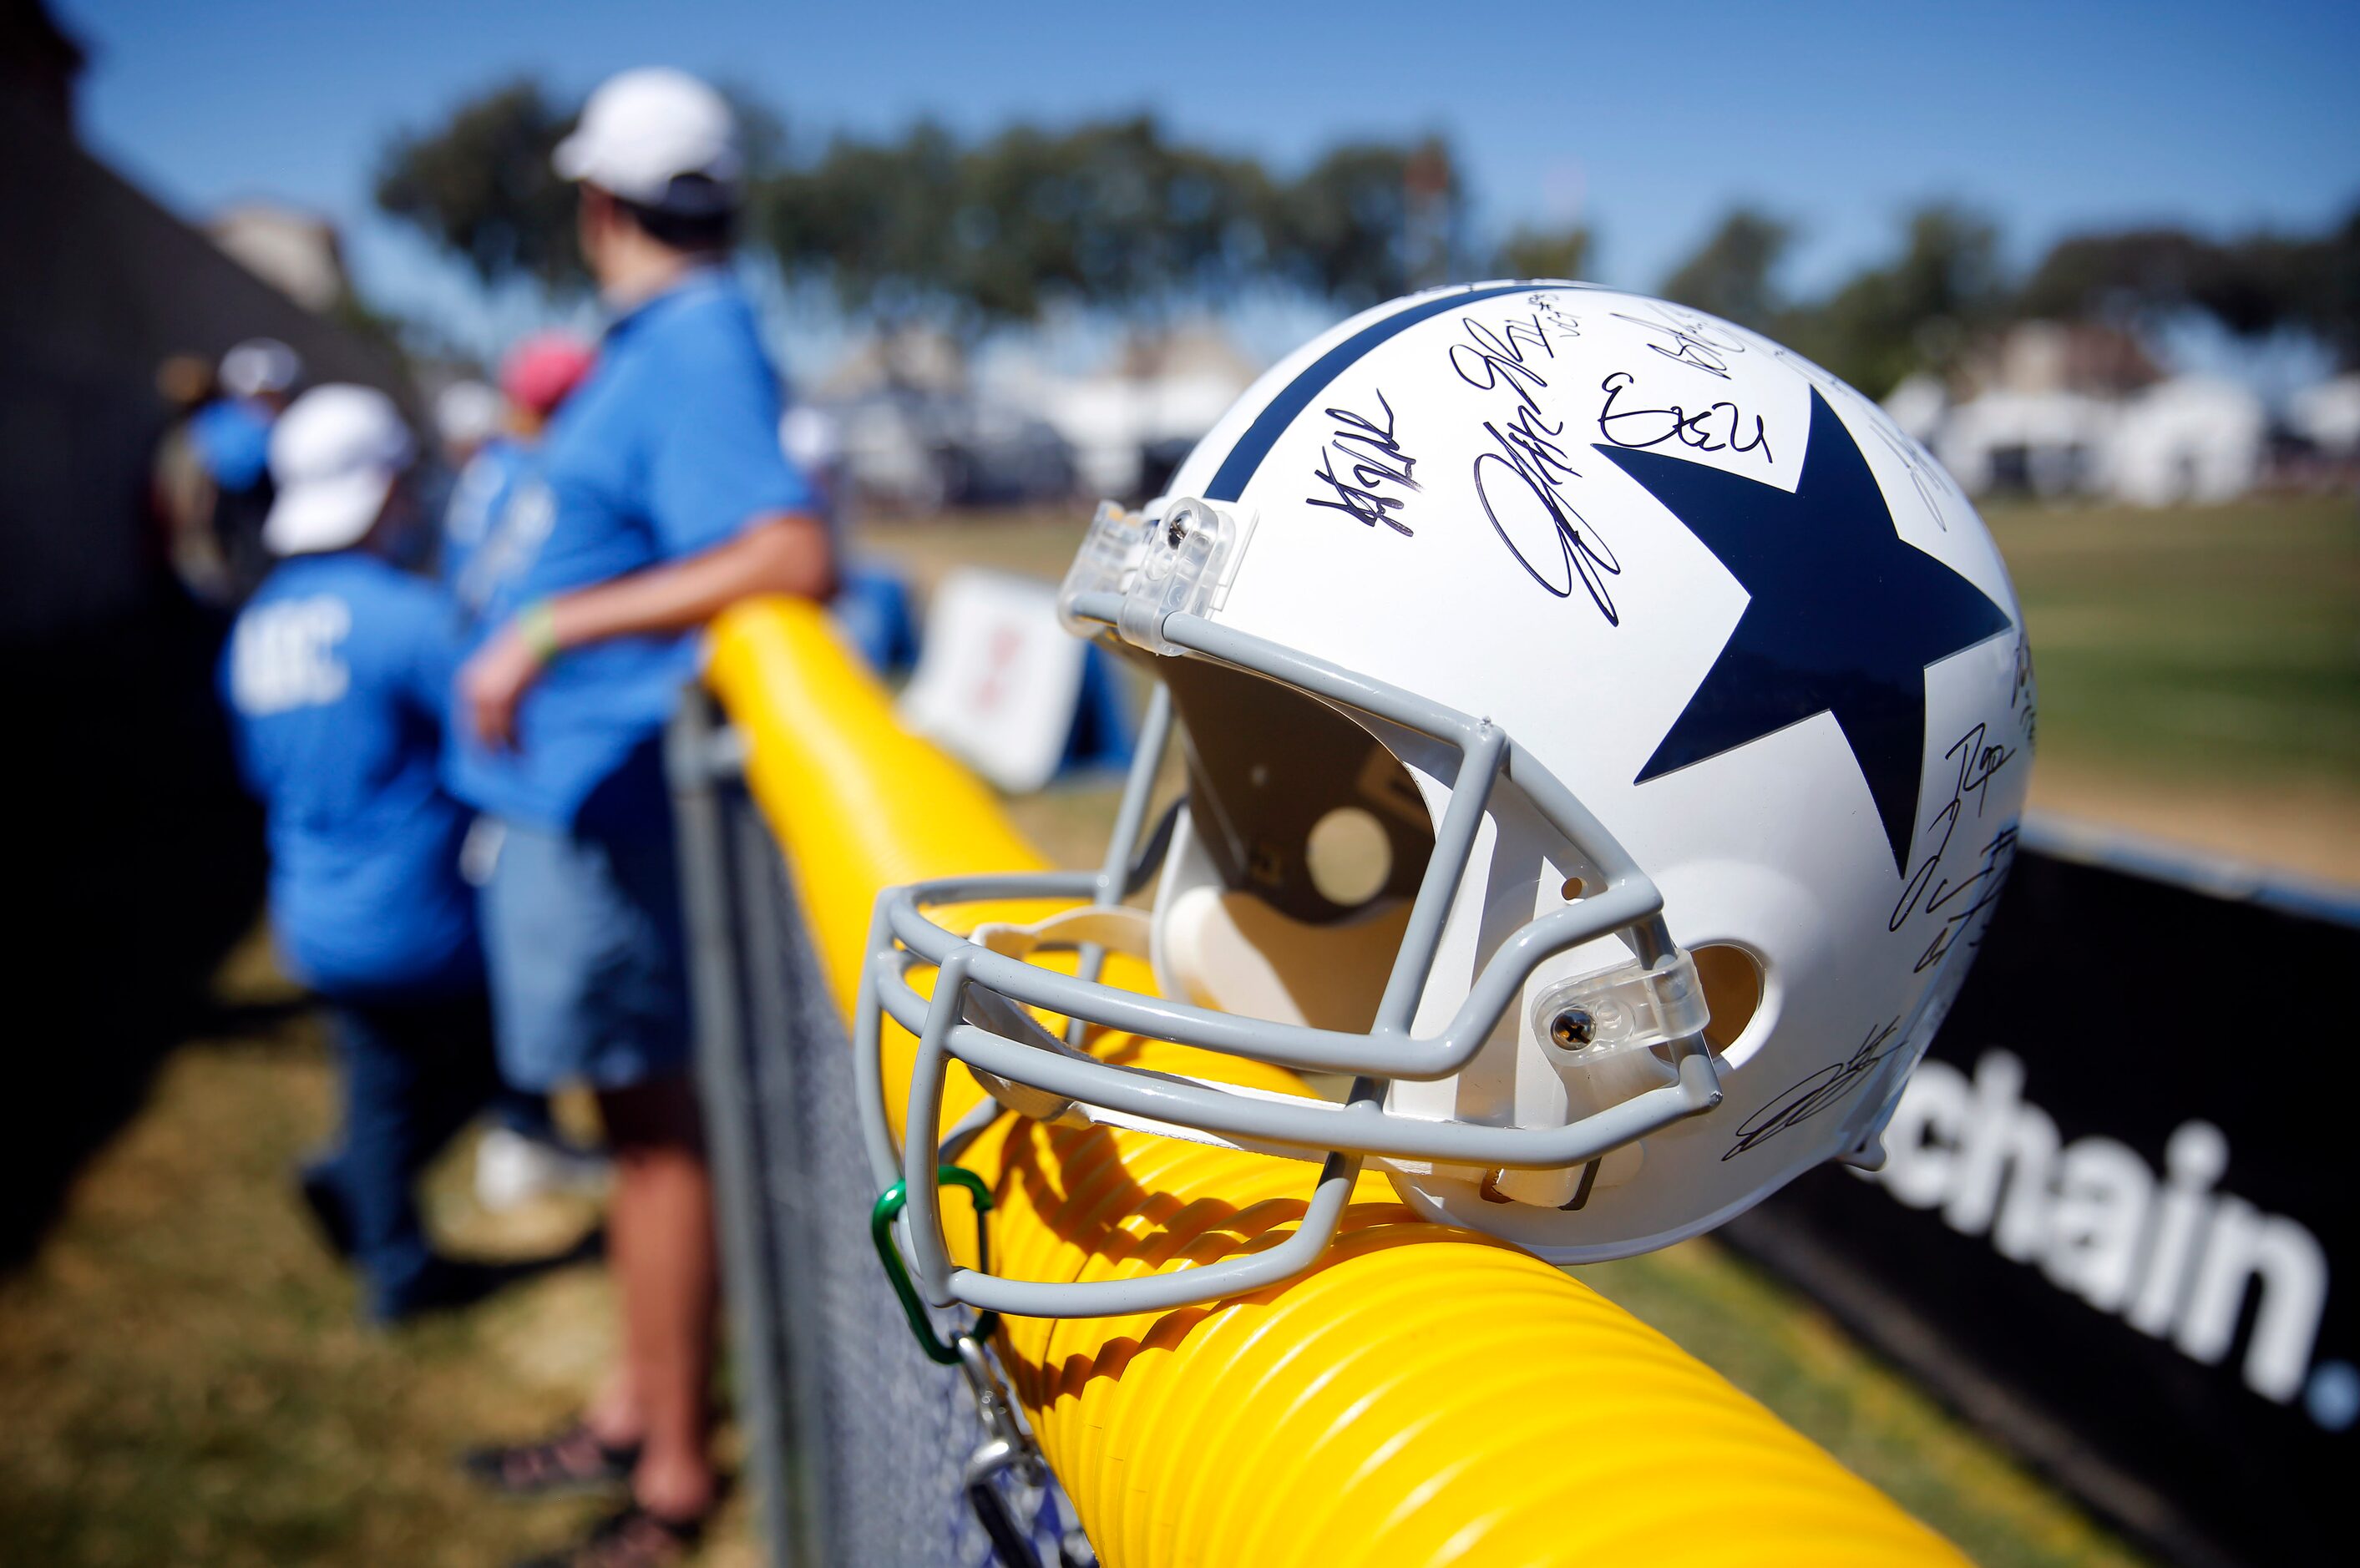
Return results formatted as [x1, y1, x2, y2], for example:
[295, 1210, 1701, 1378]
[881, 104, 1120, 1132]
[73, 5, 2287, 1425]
[706, 595, 1966, 1568]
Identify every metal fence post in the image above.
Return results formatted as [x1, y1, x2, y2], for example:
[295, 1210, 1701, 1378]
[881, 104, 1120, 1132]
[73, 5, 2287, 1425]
[668, 695, 806, 1568]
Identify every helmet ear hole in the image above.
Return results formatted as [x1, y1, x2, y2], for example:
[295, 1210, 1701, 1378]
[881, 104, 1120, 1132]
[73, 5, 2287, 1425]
[1157, 652, 1433, 923]
[1691, 943, 1764, 1052]
[1306, 807, 1392, 907]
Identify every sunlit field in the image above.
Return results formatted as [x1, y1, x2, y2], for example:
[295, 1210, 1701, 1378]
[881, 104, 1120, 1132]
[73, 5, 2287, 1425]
[869, 496, 2360, 790]
[872, 494, 2360, 879]
[1990, 497, 2360, 788]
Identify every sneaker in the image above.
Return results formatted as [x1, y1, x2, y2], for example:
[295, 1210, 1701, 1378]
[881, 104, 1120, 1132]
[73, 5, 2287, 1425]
[513, 1502, 702, 1568]
[296, 1160, 355, 1259]
[475, 1126, 609, 1212]
[374, 1256, 523, 1325]
[463, 1420, 641, 1498]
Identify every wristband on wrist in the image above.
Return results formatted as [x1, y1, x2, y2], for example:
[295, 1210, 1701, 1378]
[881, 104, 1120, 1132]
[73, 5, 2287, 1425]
[518, 599, 563, 666]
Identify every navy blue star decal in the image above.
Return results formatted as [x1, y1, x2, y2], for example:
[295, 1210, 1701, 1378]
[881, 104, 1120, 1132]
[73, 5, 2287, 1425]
[1596, 389, 2013, 875]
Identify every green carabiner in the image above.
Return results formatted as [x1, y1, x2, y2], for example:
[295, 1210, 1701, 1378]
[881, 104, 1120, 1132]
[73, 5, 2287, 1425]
[871, 1166, 1001, 1366]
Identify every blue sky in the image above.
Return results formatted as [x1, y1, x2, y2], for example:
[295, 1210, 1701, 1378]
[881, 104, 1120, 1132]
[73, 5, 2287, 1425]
[53, 0, 2360, 367]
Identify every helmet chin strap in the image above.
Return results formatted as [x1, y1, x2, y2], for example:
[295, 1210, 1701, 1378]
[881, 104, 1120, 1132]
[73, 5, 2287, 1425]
[956, 903, 1342, 1164]
[967, 905, 1155, 963]
[959, 907, 1150, 1126]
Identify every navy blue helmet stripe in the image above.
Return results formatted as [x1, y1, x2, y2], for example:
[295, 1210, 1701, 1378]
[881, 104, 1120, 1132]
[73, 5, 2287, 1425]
[1203, 282, 1560, 503]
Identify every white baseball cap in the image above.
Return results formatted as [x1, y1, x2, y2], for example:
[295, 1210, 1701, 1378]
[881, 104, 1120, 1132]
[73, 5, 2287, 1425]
[435, 379, 503, 448]
[263, 385, 416, 556]
[220, 337, 301, 399]
[554, 68, 742, 216]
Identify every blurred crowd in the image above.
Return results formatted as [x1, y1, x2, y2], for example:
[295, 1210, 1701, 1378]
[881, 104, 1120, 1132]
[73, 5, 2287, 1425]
[153, 68, 833, 1568]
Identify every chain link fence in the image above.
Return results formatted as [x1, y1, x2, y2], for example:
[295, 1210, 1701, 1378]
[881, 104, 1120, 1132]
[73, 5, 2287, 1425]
[672, 697, 1067, 1567]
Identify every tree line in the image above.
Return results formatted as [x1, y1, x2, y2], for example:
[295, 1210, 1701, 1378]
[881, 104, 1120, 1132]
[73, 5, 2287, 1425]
[1664, 204, 2360, 397]
[376, 78, 2357, 396]
[374, 80, 1576, 324]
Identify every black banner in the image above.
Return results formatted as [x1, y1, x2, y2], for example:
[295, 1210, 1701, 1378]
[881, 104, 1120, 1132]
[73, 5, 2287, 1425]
[1723, 821, 2355, 1568]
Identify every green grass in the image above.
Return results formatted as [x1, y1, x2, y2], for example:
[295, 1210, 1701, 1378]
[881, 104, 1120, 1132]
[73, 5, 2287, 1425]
[1983, 497, 2360, 788]
[859, 508, 1092, 590]
[0, 937, 747, 1568]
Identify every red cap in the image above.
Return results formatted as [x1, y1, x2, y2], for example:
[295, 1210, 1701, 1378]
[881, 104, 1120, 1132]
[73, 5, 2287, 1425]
[500, 333, 597, 419]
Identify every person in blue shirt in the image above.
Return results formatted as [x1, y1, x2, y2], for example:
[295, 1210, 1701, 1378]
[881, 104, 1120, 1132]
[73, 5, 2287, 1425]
[442, 334, 596, 619]
[440, 337, 606, 1217]
[221, 383, 508, 1324]
[447, 69, 832, 1564]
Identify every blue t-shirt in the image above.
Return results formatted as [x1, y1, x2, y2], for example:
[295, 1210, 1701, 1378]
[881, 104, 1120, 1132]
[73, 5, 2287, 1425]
[222, 552, 481, 999]
[440, 435, 530, 609]
[446, 271, 815, 834]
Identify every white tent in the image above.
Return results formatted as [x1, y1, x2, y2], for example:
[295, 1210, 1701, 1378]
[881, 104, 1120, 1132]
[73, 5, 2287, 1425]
[1932, 390, 2117, 498]
[1010, 327, 1260, 498]
[2290, 375, 2360, 457]
[2103, 376, 2266, 507]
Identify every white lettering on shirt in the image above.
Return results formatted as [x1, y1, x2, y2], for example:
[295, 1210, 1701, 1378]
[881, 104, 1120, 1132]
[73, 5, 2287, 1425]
[231, 594, 353, 715]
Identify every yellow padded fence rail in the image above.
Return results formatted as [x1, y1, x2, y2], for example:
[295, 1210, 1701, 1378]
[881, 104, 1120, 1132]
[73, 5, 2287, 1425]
[706, 596, 1967, 1568]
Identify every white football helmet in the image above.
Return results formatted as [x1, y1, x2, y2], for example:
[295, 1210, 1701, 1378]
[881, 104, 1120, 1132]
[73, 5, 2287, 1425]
[864, 282, 2033, 1319]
